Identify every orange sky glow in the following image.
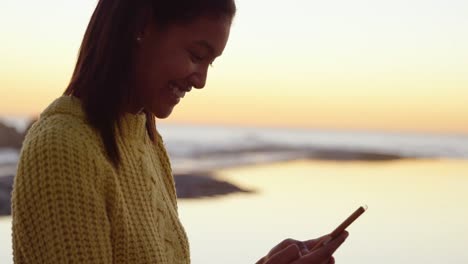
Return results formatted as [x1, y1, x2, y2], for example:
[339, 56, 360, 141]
[1, 0, 467, 134]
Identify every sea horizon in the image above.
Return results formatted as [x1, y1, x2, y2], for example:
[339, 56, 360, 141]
[1, 118, 468, 172]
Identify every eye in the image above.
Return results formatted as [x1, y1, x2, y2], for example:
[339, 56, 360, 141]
[189, 51, 204, 63]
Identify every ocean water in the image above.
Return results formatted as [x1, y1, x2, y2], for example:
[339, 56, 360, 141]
[2, 159, 468, 264]
[1, 122, 468, 263]
[158, 124, 468, 172]
[2, 122, 468, 170]
[180, 159, 468, 264]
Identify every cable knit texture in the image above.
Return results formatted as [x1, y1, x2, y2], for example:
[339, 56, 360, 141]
[12, 95, 190, 263]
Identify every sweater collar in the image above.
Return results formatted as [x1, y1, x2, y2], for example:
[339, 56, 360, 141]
[118, 111, 147, 141]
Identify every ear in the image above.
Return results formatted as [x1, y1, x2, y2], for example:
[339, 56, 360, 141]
[134, 5, 154, 42]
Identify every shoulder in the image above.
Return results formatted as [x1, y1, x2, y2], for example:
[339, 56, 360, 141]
[22, 113, 99, 158]
[15, 111, 110, 195]
[22, 95, 103, 154]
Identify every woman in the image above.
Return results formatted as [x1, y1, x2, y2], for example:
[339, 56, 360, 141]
[11, 0, 348, 263]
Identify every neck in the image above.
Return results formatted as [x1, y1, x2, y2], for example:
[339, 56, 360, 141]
[122, 86, 145, 115]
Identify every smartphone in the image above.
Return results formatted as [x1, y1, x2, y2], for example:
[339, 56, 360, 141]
[310, 205, 367, 251]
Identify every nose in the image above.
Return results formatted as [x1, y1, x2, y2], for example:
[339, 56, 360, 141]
[189, 66, 208, 89]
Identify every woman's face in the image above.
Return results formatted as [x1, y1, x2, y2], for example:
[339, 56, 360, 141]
[132, 15, 232, 118]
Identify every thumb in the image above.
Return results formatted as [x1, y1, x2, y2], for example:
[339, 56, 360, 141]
[303, 234, 332, 251]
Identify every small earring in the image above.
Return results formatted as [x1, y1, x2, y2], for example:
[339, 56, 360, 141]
[136, 36, 143, 42]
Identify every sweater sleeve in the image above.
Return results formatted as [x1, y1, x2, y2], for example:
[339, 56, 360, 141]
[12, 116, 113, 263]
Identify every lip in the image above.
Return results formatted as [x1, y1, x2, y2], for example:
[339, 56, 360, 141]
[168, 87, 181, 105]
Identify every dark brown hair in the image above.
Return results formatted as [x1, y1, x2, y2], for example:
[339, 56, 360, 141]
[64, 0, 236, 167]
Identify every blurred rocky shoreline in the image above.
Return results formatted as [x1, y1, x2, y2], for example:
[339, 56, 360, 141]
[0, 119, 255, 215]
[0, 120, 29, 149]
[0, 148, 404, 216]
[0, 119, 407, 216]
[0, 171, 255, 216]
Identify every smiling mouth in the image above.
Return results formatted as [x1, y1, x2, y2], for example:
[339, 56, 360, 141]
[169, 83, 192, 99]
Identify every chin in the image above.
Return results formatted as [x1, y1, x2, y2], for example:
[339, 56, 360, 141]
[153, 107, 174, 119]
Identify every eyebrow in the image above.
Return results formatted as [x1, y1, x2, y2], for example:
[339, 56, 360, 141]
[194, 40, 219, 57]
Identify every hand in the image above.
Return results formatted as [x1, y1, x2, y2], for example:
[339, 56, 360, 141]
[256, 231, 349, 264]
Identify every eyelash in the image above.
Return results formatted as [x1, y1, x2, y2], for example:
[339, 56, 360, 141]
[191, 53, 203, 62]
[190, 51, 203, 62]
[190, 52, 214, 67]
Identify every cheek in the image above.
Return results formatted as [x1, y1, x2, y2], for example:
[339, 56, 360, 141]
[137, 47, 195, 102]
[156, 51, 195, 82]
[137, 62, 161, 99]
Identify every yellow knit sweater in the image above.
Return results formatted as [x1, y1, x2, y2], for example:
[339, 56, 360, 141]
[12, 96, 191, 263]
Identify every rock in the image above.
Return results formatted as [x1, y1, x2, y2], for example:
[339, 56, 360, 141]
[0, 172, 254, 216]
[0, 121, 23, 148]
[0, 175, 13, 216]
[308, 149, 404, 161]
[174, 173, 253, 199]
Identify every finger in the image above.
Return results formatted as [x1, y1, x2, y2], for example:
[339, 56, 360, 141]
[299, 232, 348, 263]
[303, 234, 332, 250]
[296, 251, 329, 264]
[298, 242, 310, 256]
[311, 231, 349, 252]
[322, 231, 349, 256]
[321, 256, 335, 264]
[319, 257, 334, 264]
[268, 238, 300, 256]
[266, 244, 301, 264]
[313, 231, 349, 258]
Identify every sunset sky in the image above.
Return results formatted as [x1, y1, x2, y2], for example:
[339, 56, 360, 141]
[1, 0, 467, 134]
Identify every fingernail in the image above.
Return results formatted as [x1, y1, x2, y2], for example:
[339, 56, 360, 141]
[299, 242, 309, 255]
[322, 236, 333, 246]
[288, 244, 301, 258]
